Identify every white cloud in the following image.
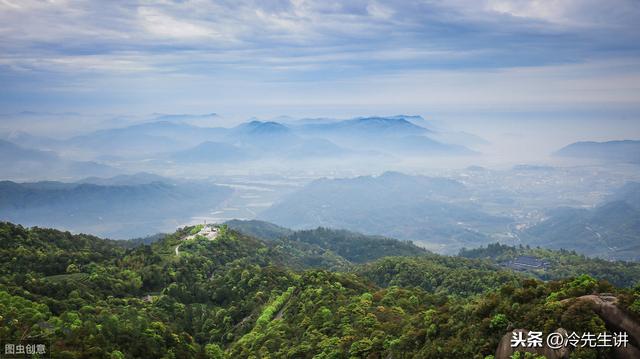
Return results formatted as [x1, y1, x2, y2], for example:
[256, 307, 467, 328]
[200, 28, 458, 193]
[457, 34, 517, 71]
[367, 1, 393, 20]
[486, 0, 573, 24]
[0, 0, 639, 117]
[137, 7, 216, 39]
[484, 0, 640, 28]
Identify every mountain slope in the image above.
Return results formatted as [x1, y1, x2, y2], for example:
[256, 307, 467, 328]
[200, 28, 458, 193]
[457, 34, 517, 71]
[259, 172, 510, 253]
[66, 121, 211, 156]
[171, 141, 250, 163]
[285, 227, 427, 263]
[226, 220, 428, 263]
[77, 172, 170, 186]
[522, 200, 640, 261]
[296, 116, 475, 156]
[0, 179, 232, 238]
[299, 116, 430, 136]
[0, 138, 58, 162]
[63, 120, 232, 159]
[554, 140, 640, 163]
[0, 139, 116, 180]
[225, 219, 293, 240]
[608, 181, 640, 210]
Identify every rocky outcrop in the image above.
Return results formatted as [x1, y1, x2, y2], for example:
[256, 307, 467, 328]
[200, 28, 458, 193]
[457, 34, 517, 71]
[496, 294, 640, 359]
[567, 294, 640, 349]
[568, 294, 640, 358]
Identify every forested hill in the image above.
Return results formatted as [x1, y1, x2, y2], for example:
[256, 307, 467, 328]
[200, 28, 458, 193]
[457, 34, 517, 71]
[226, 219, 428, 263]
[459, 243, 640, 288]
[1, 221, 640, 358]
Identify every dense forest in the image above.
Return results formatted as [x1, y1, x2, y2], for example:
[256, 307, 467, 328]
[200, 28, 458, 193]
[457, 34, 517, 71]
[1, 221, 639, 358]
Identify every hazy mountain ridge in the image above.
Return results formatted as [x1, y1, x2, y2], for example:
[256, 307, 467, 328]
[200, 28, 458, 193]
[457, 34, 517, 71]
[0, 138, 58, 161]
[554, 140, 640, 163]
[296, 116, 430, 135]
[608, 181, 640, 210]
[170, 141, 251, 163]
[151, 112, 220, 126]
[0, 178, 233, 238]
[294, 116, 477, 156]
[0, 139, 117, 180]
[522, 183, 640, 261]
[2, 115, 477, 173]
[76, 172, 170, 186]
[65, 120, 225, 157]
[259, 171, 511, 253]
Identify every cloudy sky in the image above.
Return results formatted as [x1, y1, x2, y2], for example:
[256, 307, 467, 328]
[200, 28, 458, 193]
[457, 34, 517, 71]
[1, 0, 640, 128]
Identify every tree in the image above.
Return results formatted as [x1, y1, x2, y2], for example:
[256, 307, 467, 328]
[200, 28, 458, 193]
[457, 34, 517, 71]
[204, 343, 224, 359]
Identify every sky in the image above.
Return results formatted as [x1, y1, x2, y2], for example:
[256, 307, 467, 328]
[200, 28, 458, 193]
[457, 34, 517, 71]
[1, 0, 640, 132]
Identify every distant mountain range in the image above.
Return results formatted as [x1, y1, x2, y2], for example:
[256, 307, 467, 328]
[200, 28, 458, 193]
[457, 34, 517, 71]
[288, 114, 488, 148]
[554, 140, 640, 164]
[522, 181, 640, 261]
[150, 112, 220, 126]
[65, 121, 226, 157]
[0, 174, 232, 238]
[0, 139, 116, 180]
[77, 172, 169, 186]
[296, 116, 430, 136]
[2, 115, 478, 174]
[258, 171, 511, 253]
[171, 141, 251, 163]
[293, 116, 476, 156]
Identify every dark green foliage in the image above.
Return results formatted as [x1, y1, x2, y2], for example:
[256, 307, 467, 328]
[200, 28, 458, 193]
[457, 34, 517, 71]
[357, 254, 521, 296]
[287, 227, 427, 263]
[189, 225, 204, 235]
[0, 221, 636, 358]
[225, 219, 293, 241]
[0, 222, 125, 277]
[267, 237, 351, 270]
[228, 220, 428, 264]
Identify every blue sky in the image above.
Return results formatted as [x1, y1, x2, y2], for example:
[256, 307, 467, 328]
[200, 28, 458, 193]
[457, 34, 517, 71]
[1, 0, 640, 126]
